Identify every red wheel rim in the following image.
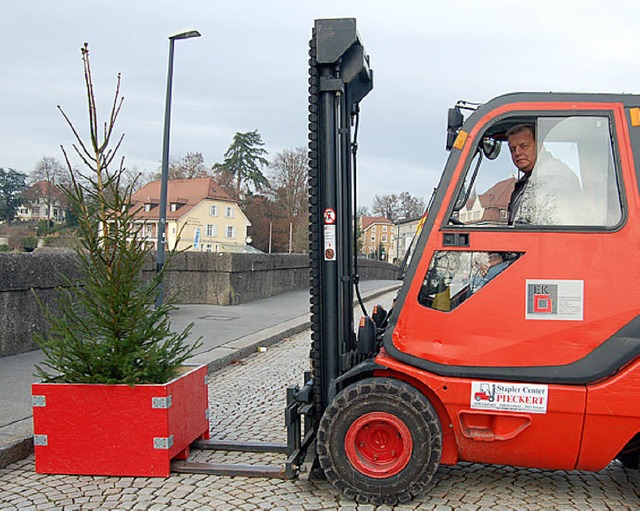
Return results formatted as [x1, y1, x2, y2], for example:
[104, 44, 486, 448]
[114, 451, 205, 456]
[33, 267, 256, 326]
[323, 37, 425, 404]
[344, 411, 413, 478]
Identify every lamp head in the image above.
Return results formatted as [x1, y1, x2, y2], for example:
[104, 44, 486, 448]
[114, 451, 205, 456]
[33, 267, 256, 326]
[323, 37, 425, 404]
[170, 30, 201, 40]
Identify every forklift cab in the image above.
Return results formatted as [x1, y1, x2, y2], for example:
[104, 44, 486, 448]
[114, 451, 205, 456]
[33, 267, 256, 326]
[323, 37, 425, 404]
[380, 92, 640, 471]
[416, 105, 625, 314]
[387, 93, 638, 376]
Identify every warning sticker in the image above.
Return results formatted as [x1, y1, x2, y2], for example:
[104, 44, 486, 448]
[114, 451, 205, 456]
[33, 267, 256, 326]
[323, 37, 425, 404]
[323, 208, 336, 225]
[525, 279, 583, 321]
[324, 225, 336, 261]
[471, 381, 548, 414]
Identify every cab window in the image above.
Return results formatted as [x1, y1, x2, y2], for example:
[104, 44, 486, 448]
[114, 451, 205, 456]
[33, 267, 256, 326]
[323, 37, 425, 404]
[449, 116, 622, 228]
[418, 250, 523, 311]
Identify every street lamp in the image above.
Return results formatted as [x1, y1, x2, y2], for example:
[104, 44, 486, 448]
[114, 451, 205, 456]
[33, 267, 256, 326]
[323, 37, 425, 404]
[395, 216, 406, 263]
[156, 29, 201, 308]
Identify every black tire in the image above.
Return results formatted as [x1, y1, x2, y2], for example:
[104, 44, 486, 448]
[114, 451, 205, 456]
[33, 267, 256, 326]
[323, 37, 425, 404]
[616, 451, 639, 469]
[317, 377, 442, 505]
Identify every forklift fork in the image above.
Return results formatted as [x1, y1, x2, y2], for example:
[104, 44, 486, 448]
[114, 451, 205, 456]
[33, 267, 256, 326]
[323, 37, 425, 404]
[172, 377, 314, 479]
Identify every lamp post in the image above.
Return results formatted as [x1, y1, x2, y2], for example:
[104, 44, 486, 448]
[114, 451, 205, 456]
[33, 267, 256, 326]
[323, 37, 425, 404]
[156, 29, 201, 308]
[395, 216, 406, 263]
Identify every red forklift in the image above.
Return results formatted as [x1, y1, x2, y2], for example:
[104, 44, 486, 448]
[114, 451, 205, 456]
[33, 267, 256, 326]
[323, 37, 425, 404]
[175, 18, 640, 506]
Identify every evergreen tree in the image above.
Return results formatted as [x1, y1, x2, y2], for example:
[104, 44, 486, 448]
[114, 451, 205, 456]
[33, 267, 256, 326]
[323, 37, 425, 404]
[34, 43, 200, 384]
[216, 130, 269, 199]
[0, 167, 27, 223]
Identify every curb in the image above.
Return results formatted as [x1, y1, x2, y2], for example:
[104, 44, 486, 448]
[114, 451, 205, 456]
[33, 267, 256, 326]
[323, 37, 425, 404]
[0, 421, 33, 469]
[193, 282, 400, 374]
[0, 283, 401, 470]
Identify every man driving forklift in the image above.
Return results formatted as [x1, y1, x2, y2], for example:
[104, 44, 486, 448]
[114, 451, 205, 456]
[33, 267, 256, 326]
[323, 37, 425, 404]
[506, 123, 581, 225]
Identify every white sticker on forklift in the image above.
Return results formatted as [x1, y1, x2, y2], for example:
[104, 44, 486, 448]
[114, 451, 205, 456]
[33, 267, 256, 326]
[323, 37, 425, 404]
[324, 225, 336, 261]
[471, 381, 548, 414]
[525, 279, 583, 321]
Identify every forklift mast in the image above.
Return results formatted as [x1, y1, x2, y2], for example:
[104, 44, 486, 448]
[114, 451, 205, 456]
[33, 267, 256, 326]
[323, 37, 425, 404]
[307, 18, 373, 419]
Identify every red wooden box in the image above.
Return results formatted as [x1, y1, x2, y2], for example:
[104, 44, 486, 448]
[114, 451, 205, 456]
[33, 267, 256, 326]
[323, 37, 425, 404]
[32, 364, 210, 477]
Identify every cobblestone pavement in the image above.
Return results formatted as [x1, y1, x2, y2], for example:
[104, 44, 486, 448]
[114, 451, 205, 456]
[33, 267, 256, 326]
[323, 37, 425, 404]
[1, 294, 639, 510]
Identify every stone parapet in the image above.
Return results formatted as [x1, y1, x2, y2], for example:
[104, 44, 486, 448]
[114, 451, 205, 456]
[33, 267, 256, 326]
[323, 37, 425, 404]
[0, 251, 399, 357]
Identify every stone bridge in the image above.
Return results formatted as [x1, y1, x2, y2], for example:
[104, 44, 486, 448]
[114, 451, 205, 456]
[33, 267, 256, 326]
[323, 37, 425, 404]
[0, 250, 399, 357]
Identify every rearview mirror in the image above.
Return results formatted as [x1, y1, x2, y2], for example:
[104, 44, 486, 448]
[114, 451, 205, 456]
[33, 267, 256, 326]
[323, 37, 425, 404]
[481, 138, 501, 160]
[446, 107, 464, 150]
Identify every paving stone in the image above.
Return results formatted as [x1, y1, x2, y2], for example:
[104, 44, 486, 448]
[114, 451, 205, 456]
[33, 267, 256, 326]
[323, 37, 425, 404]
[1, 319, 639, 510]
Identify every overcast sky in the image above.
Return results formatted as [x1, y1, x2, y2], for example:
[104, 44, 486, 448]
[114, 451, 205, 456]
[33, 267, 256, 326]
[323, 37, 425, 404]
[2, 0, 640, 208]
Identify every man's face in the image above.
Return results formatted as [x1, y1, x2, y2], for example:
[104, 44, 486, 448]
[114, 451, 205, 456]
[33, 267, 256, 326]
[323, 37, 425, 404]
[508, 129, 536, 173]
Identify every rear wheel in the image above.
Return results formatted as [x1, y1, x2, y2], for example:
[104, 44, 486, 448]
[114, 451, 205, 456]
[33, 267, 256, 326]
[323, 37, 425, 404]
[317, 377, 442, 505]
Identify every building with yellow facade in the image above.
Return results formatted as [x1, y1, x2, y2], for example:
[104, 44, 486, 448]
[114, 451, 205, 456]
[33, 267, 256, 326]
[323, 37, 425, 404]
[131, 177, 252, 253]
[360, 215, 394, 261]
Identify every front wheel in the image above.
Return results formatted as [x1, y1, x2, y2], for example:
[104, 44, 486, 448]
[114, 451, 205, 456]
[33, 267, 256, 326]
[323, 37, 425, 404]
[617, 451, 639, 469]
[317, 377, 442, 505]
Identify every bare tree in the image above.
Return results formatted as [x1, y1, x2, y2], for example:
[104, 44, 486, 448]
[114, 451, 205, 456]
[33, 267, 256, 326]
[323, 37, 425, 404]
[372, 192, 425, 222]
[262, 147, 310, 253]
[398, 191, 426, 219]
[154, 151, 208, 180]
[268, 147, 308, 218]
[32, 156, 67, 185]
[122, 165, 153, 193]
[30, 156, 69, 222]
[356, 205, 369, 217]
[171, 151, 207, 179]
[372, 193, 400, 221]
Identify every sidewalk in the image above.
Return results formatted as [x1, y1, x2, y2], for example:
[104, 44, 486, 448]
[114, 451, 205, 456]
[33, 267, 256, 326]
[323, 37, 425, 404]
[0, 279, 401, 469]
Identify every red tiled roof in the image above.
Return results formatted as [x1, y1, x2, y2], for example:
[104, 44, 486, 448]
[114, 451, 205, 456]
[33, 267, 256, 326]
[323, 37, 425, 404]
[27, 180, 66, 201]
[461, 177, 516, 224]
[478, 177, 516, 210]
[131, 177, 234, 220]
[361, 215, 393, 230]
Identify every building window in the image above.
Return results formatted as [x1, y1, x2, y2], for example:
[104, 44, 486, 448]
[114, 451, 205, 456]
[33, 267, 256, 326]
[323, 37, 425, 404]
[226, 226, 236, 238]
[205, 244, 212, 252]
[144, 204, 151, 212]
[210, 205, 218, 216]
[170, 203, 178, 212]
[382, 235, 387, 242]
[206, 224, 217, 237]
[225, 206, 234, 218]
[383, 226, 388, 232]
